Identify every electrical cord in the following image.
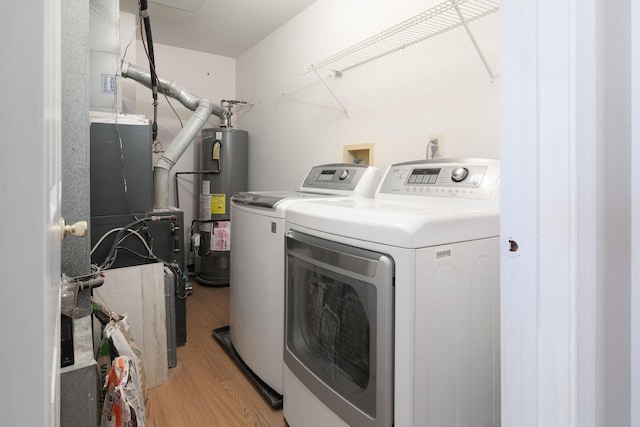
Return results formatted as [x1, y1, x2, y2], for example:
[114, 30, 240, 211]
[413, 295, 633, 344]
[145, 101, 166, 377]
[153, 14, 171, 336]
[138, 20, 184, 128]
[113, 246, 190, 299]
[92, 227, 154, 257]
[97, 216, 173, 270]
[426, 138, 439, 159]
[109, 15, 145, 223]
[138, 0, 159, 142]
[94, 216, 190, 299]
[63, 264, 104, 282]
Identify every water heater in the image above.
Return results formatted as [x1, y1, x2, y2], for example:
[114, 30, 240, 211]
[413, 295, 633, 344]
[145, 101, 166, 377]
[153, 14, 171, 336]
[195, 127, 248, 286]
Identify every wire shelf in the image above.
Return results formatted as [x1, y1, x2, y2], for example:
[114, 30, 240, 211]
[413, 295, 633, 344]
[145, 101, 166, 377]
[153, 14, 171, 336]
[302, 0, 500, 76]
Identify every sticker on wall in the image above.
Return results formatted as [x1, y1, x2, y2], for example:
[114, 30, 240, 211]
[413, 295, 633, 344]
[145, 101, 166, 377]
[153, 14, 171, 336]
[101, 74, 117, 94]
[210, 194, 226, 214]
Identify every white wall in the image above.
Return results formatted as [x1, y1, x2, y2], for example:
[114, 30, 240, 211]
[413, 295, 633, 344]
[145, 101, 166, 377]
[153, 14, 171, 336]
[119, 1, 499, 244]
[90, 0, 120, 112]
[236, 0, 500, 190]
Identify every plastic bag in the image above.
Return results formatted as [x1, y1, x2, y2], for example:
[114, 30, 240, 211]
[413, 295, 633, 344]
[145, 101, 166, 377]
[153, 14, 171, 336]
[93, 300, 148, 426]
[100, 355, 146, 427]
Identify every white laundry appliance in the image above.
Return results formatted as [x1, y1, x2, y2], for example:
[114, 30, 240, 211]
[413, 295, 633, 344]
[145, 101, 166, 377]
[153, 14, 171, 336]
[283, 158, 501, 427]
[228, 164, 381, 399]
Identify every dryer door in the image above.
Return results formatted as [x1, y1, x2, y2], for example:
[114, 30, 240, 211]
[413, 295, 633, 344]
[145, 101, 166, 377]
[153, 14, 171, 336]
[284, 230, 394, 427]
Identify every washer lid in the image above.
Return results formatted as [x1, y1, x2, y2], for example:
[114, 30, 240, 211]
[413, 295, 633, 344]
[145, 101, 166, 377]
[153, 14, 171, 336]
[231, 190, 338, 209]
[285, 198, 499, 248]
[230, 163, 381, 210]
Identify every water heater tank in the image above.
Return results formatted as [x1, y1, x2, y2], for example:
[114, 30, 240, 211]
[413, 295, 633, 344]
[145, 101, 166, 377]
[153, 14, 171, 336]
[195, 127, 248, 286]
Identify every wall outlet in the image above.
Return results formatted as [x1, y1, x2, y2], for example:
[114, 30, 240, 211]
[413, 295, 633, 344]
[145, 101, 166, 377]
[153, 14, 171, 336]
[428, 133, 444, 158]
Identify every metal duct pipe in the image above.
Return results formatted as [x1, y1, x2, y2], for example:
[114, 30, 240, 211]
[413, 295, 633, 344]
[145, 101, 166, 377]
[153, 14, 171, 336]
[154, 103, 213, 208]
[122, 61, 226, 117]
[121, 61, 230, 209]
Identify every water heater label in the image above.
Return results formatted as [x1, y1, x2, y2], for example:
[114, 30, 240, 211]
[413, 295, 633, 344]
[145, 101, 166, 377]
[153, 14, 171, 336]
[211, 221, 231, 251]
[199, 194, 212, 232]
[210, 194, 226, 214]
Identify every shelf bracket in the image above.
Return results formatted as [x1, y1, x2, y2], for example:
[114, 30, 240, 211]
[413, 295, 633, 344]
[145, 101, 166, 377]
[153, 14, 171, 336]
[450, 0, 497, 81]
[313, 69, 349, 118]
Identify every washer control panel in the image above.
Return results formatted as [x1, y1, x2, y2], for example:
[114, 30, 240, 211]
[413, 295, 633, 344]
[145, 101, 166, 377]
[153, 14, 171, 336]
[300, 163, 381, 196]
[378, 158, 500, 200]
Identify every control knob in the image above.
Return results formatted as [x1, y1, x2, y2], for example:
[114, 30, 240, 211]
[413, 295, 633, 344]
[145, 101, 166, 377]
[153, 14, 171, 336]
[451, 167, 469, 182]
[339, 169, 349, 180]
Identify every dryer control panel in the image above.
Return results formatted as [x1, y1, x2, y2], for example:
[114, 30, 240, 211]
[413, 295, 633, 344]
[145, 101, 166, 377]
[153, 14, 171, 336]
[378, 158, 500, 201]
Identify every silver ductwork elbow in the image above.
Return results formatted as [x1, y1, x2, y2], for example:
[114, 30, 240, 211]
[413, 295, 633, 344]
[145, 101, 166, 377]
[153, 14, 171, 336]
[153, 101, 214, 208]
[121, 60, 231, 209]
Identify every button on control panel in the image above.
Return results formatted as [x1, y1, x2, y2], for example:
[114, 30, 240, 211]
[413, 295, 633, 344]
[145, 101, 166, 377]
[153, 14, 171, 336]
[451, 167, 469, 182]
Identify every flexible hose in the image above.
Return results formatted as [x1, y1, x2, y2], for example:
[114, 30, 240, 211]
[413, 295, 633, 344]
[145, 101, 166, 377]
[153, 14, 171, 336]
[139, 0, 159, 141]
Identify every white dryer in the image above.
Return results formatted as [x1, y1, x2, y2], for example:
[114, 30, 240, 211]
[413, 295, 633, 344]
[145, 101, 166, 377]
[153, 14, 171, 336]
[283, 158, 500, 427]
[229, 164, 381, 397]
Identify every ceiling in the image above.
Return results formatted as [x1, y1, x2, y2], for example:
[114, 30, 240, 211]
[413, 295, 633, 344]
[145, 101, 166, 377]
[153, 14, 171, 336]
[120, 0, 318, 58]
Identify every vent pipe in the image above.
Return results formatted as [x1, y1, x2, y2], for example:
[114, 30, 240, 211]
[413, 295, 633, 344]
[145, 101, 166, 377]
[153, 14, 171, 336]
[121, 61, 230, 209]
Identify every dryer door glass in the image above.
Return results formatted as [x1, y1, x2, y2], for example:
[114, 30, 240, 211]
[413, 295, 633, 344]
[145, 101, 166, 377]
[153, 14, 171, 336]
[284, 231, 394, 427]
[292, 258, 372, 390]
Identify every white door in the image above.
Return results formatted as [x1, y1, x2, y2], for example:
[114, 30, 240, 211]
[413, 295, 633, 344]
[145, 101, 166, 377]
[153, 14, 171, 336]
[0, 0, 62, 425]
[502, 0, 638, 425]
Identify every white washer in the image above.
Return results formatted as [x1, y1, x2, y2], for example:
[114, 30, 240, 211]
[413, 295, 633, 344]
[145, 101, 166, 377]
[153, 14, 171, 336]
[283, 158, 500, 427]
[229, 164, 381, 396]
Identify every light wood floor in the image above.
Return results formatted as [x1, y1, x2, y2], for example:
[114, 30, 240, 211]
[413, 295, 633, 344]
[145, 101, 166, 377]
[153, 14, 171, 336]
[146, 281, 286, 427]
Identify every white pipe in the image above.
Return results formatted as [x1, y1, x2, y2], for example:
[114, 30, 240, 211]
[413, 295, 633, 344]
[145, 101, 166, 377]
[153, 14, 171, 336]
[121, 61, 230, 209]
